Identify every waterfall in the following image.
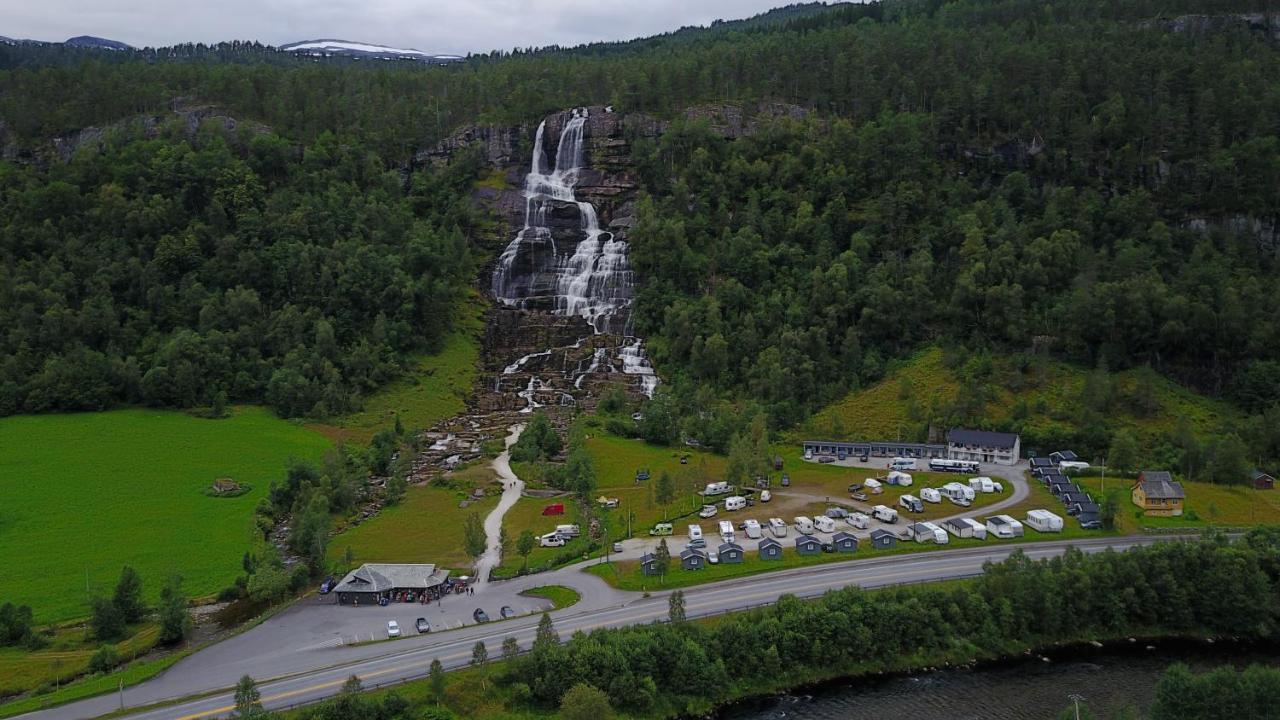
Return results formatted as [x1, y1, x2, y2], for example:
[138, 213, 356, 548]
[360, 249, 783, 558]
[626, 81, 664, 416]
[491, 107, 658, 399]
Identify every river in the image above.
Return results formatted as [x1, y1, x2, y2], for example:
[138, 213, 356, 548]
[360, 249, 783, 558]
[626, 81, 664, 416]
[720, 640, 1280, 720]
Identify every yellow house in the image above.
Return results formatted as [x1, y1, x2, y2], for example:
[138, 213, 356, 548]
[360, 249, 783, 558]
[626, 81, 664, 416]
[1132, 470, 1185, 517]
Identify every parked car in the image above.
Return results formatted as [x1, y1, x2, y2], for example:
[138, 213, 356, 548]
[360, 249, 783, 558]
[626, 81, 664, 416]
[819, 456, 836, 464]
[415, 617, 430, 634]
[387, 620, 401, 638]
[698, 504, 718, 519]
[473, 608, 490, 623]
[612, 541, 624, 553]
[688, 538, 707, 549]
[319, 576, 336, 594]
[501, 606, 516, 619]
[708, 550, 720, 564]
[781, 473, 791, 487]
[760, 489, 772, 502]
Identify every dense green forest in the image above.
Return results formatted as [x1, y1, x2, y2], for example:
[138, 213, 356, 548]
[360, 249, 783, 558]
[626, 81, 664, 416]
[0, 121, 478, 416]
[2, 0, 1280, 441]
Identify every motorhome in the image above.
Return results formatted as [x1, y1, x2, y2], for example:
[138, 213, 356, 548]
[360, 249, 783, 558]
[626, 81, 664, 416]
[793, 516, 816, 534]
[969, 477, 997, 493]
[724, 496, 747, 511]
[887, 471, 914, 487]
[890, 457, 918, 471]
[555, 524, 581, 538]
[920, 487, 942, 503]
[704, 481, 731, 496]
[743, 519, 762, 539]
[871, 505, 899, 524]
[768, 517, 788, 537]
[699, 504, 718, 519]
[899, 494, 924, 513]
[688, 524, 703, 541]
[848, 512, 870, 529]
[814, 515, 837, 533]
[864, 478, 884, 494]
[1025, 509, 1064, 533]
[718, 520, 736, 542]
[929, 458, 980, 474]
[649, 523, 673, 536]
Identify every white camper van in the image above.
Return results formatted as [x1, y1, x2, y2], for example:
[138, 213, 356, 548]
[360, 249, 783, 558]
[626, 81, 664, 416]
[555, 524, 581, 538]
[688, 524, 704, 541]
[539, 531, 565, 547]
[864, 478, 884, 494]
[871, 505, 899, 524]
[718, 520, 735, 542]
[887, 471, 914, 487]
[848, 512, 870, 530]
[814, 515, 837, 533]
[793, 516, 816, 534]
[920, 487, 942, 503]
[743, 519, 762, 539]
[890, 457, 918, 471]
[724, 496, 747, 511]
[704, 481, 731, 496]
[1025, 509, 1064, 533]
[768, 517, 788, 537]
[899, 494, 924, 513]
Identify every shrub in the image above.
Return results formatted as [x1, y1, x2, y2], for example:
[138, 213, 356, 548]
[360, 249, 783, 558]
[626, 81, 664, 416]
[88, 644, 121, 673]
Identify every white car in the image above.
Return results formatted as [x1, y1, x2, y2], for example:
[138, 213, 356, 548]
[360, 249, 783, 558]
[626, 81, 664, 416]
[708, 550, 720, 564]
[386, 620, 401, 638]
[539, 532, 565, 547]
[698, 504, 718, 519]
[760, 489, 772, 502]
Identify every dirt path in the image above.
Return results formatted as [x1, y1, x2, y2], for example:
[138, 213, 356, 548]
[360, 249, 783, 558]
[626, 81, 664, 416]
[474, 423, 525, 590]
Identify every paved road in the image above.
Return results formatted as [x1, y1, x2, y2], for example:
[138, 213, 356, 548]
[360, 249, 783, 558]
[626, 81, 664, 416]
[474, 423, 525, 590]
[20, 535, 1184, 720]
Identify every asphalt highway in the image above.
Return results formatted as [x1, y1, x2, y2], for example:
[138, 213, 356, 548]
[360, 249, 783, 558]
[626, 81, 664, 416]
[19, 535, 1182, 720]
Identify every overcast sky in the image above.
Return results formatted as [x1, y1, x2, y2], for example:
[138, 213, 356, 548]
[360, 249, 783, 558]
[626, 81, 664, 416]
[3, 0, 809, 56]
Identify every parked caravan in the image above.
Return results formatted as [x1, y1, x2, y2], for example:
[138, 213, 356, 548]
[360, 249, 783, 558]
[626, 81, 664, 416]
[920, 487, 942, 503]
[688, 524, 703, 541]
[704, 482, 731, 496]
[1059, 460, 1091, 473]
[1026, 509, 1064, 533]
[848, 512, 870, 529]
[724, 496, 747, 511]
[899, 494, 924, 513]
[943, 517, 987, 540]
[794, 516, 816, 534]
[913, 522, 948, 544]
[887, 471, 914, 487]
[986, 514, 1024, 539]
[555, 524, 581, 538]
[864, 478, 884, 494]
[814, 515, 837, 533]
[768, 517, 788, 537]
[718, 520, 736, 542]
[890, 457, 918, 471]
[969, 477, 996, 493]
[872, 505, 899, 524]
[941, 481, 976, 504]
[743, 519, 762, 539]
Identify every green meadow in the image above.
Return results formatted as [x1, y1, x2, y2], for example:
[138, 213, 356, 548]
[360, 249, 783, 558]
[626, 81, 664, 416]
[0, 406, 330, 622]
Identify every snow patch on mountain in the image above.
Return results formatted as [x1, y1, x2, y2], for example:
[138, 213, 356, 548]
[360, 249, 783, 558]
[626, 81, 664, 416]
[280, 39, 462, 63]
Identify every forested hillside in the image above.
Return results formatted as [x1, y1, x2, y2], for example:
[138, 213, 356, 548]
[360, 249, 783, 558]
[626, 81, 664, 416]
[2, 0, 1280, 453]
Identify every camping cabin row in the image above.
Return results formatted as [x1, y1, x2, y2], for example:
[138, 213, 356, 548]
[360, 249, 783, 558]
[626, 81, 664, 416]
[1031, 458, 1102, 529]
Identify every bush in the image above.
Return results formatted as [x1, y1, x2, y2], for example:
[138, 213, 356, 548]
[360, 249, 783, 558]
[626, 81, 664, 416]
[88, 644, 121, 673]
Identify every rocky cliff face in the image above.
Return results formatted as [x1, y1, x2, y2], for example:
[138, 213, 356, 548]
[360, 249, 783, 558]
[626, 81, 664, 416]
[1138, 12, 1280, 41]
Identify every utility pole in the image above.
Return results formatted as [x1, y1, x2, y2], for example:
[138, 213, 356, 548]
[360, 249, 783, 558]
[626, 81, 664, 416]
[119, 680, 124, 710]
[1068, 693, 1085, 720]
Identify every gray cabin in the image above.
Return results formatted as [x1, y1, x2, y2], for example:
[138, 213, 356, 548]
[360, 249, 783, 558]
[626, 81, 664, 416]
[832, 531, 858, 553]
[719, 541, 744, 564]
[795, 534, 822, 556]
[758, 537, 783, 560]
[639, 552, 661, 576]
[680, 547, 707, 571]
[870, 528, 897, 549]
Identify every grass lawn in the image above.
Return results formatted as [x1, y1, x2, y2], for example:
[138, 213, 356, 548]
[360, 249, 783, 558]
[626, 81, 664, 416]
[0, 643, 189, 719]
[518, 585, 580, 610]
[0, 406, 330, 623]
[0, 623, 159, 699]
[328, 463, 501, 573]
[310, 295, 484, 444]
[1074, 475, 1280, 533]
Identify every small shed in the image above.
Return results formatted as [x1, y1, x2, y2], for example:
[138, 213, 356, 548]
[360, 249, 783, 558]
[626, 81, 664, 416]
[832, 531, 858, 553]
[1029, 457, 1054, 471]
[870, 528, 897, 549]
[680, 548, 707, 571]
[1253, 470, 1276, 491]
[639, 552, 661, 576]
[719, 541, 744, 564]
[942, 517, 986, 539]
[795, 534, 822, 556]
[1061, 491, 1091, 507]
[758, 537, 783, 560]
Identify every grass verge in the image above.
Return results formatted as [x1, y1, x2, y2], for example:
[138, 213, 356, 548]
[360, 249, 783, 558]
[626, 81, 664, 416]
[518, 586, 581, 610]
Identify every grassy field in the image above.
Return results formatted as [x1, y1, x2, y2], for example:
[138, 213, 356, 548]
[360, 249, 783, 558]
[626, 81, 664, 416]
[328, 463, 501, 573]
[518, 585, 580, 610]
[1073, 475, 1280, 533]
[310, 296, 484, 444]
[0, 623, 160, 699]
[799, 346, 1240, 453]
[0, 406, 330, 623]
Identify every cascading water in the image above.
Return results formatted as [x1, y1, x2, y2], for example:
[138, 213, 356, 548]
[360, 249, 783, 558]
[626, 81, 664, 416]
[491, 108, 658, 407]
